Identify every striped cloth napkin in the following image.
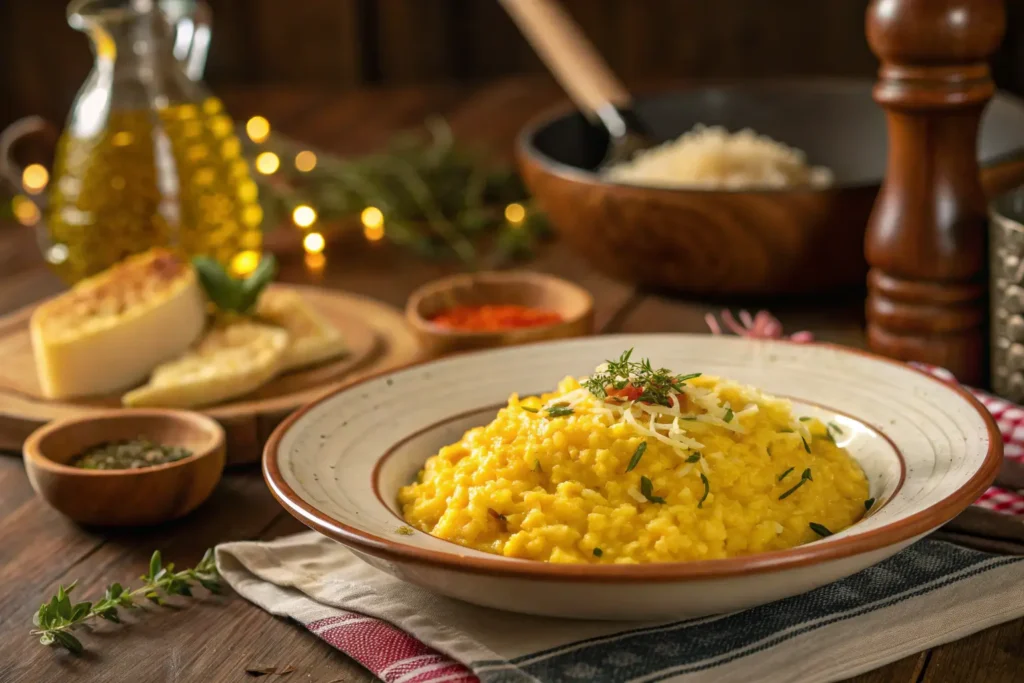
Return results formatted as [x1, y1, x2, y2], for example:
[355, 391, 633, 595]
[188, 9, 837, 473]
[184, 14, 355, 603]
[215, 314, 1024, 683]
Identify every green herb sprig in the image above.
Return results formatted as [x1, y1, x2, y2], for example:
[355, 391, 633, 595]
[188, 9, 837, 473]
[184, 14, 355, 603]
[698, 473, 710, 508]
[779, 468, 813, 500]
[546, 404, 574, 418]
[193, 254, 276, 314]
[626, 442, 647, 472]
[778, 467, 795, 481]
[639, 476, 666, 504]
[685, 453, 701, 463]
[809, 523, 833, 537]
[32, 550, 222, 654]
[582, 349, 700, 407]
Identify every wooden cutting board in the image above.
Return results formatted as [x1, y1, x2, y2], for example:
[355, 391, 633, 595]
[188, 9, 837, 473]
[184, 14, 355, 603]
[0, 284, 423, 464]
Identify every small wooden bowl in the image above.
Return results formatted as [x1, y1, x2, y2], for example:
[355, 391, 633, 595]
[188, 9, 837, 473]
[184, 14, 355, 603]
[406, 271, 594, 356]
[23, 410, 226, 526]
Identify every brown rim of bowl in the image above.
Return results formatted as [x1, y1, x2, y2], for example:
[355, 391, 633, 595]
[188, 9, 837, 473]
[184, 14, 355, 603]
[368, 395, 908, 537]
[262, 338, 1002, 583]
[405, 270, 594, 340]
[24, 409, 225, 477]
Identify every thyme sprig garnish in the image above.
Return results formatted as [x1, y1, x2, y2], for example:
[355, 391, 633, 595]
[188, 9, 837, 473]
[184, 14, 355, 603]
[698, 473, 710, 508]
[778, 467, 795, 481]
[809, 523, 833, 537]
[582, 349, 700, 407]
[639, 476, 666, 504]
[828, 422, 843, 436]
[32, 550, 222, 654]
[800, 436, 812, 454]
[779, 468, 813, 500]
[626, 442, 647, 472]
[685, 453, 701, 463]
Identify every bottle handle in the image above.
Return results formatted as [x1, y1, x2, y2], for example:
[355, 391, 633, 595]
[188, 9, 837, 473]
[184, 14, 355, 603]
[0, 116, 58, 209]
[171, 0, 212, 82]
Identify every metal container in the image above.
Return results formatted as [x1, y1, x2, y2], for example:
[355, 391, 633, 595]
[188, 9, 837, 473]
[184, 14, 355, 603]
[990, 187, 1024, 400]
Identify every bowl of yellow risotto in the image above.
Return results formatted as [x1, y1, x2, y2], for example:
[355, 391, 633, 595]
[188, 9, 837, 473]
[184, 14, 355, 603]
[264, 335, 1000, 620]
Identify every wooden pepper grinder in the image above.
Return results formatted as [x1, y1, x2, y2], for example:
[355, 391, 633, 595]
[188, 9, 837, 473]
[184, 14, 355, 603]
[865, 0, 1006, 385]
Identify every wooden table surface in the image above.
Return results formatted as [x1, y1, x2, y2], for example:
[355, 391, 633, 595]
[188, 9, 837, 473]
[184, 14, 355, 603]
[0, 78, 1020, 683]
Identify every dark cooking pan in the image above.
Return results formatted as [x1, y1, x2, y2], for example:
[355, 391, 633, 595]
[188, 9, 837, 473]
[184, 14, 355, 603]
[516, 79, 1024, 295]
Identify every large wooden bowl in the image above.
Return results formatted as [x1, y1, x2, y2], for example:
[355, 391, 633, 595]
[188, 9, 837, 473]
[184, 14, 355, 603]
[517, 80, 1024, 295]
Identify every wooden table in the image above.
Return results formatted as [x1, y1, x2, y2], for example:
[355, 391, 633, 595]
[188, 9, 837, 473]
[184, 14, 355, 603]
[0, 78, 1020, 683]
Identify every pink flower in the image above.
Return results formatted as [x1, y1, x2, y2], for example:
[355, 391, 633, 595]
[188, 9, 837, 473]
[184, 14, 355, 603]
[704, 310, 814, 343]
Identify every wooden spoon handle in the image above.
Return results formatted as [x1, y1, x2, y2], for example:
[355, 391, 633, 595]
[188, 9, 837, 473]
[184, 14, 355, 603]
[498, 0, 630, 117]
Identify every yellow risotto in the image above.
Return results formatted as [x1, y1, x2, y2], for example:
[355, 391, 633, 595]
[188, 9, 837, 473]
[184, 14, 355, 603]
[398, 351, 870, 564]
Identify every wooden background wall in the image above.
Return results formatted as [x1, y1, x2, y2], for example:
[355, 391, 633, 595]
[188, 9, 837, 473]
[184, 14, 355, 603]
[2, 0, 1024, 130]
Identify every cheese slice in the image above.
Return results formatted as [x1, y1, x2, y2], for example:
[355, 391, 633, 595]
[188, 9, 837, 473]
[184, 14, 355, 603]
[31, 249, 206, 399]
[122, 320, 288, 409]
[256, 289, 347, 372]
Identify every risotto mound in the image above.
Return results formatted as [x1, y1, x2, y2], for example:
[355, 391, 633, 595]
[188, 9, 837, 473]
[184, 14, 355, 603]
[398, 352, 870, 564]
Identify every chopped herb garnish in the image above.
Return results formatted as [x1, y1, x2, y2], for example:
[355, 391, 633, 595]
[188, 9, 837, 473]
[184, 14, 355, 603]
[593, 548, 603, 558]
[639, 476, 666, 504]
[779, 428, 793, 433]
[546, 404, 574, 418]
[779, 468, 812, 500]
[520, 406, 538, 413]
[723, 407, 734, 423]
[396, 526, 415, 536]
[778, 467, 795, 481]
[809, 523, 833, 537]
[582, 349, 700, 407]
[864, 498, 875, 511]
[626, 441, 648, 472]
[685, 453, 701, 463]
[799, 416, 812, 422]
[800, 436, 812, 453]
[681, 416, 698, 421]
[698, 473, 710, 508]
[824, 429, 837, 445]
[828, 422, 843, 435]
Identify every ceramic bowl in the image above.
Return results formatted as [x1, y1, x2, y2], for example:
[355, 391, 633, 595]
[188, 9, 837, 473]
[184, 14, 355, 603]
[405, 270, 593, 357]
[24, 409, 226, 526]
[264, 335, 1000, 620]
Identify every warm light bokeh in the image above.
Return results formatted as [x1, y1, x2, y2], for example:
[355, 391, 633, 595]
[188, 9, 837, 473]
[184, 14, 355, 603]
[303, 231, 326, 254]
[292, 205, 317, 228]
[504, 202, 526, 224]
[294, 150, 317, 172]
[22, 164, 49, 195]
[360, 206, 384, 229]
[231, 250, 261, 276]
[255, 152, 280, 175]
[246, 116, 271, 143]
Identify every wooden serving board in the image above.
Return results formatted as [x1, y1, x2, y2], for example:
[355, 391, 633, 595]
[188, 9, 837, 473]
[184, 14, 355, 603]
[0, 285, 424, 464]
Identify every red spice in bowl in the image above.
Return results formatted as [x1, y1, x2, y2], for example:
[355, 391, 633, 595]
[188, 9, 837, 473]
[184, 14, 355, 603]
[428, 304, 563, 332]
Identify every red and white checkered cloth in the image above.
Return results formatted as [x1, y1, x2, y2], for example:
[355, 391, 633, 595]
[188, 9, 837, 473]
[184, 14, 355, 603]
[706, 310, 1024, 515]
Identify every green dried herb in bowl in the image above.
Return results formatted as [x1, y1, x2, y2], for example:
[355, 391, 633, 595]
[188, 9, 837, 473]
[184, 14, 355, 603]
[70, 438, 193, 470]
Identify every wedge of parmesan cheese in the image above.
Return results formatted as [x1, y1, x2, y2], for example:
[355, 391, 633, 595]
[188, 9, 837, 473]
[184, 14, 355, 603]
[256, 289, 347, 373]
[122, 320, 288, 409]
[30, 249, 206, 399]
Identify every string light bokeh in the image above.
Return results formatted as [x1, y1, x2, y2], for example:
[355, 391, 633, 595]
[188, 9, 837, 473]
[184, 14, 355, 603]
[245, 116, 270, 144]
[254, 151, 280, 175]
[22, 164, 49, 195]
[292, 205, 317, 228]
[294, 150, 317, 172]
[12, 195, 40, 226]
[303, 231, 325, 254]
[504, 202, 526, 225]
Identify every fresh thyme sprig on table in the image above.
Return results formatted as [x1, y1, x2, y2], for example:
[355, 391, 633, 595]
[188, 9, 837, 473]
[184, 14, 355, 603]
[582, 348, 701, 407]
[31, 549, 222, 654]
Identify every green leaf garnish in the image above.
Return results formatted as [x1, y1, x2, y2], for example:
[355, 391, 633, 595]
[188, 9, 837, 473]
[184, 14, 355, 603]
[828, 422, 843, 435]
[778, 467, 794, 481]
[799, 416, 812, 422]
[593, 548, 603, 558]
[864, 498, 875, 511]
[685, 453, 701, 463]
[546, 404, 573, 418]
[192, 253, 277, 314]
[824, 429, 837, 445]
[626, 441, 647, 472]
[723, 407, 734, 423]
[639, 476, 666, 504]
[698, 473, 710, 508]
[809, 522, 833, 537]
[582, 349, 700, 407]
[779, 428, 793, 433]
[801, 436, 812, 453]
[779, 468, 812, 500]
